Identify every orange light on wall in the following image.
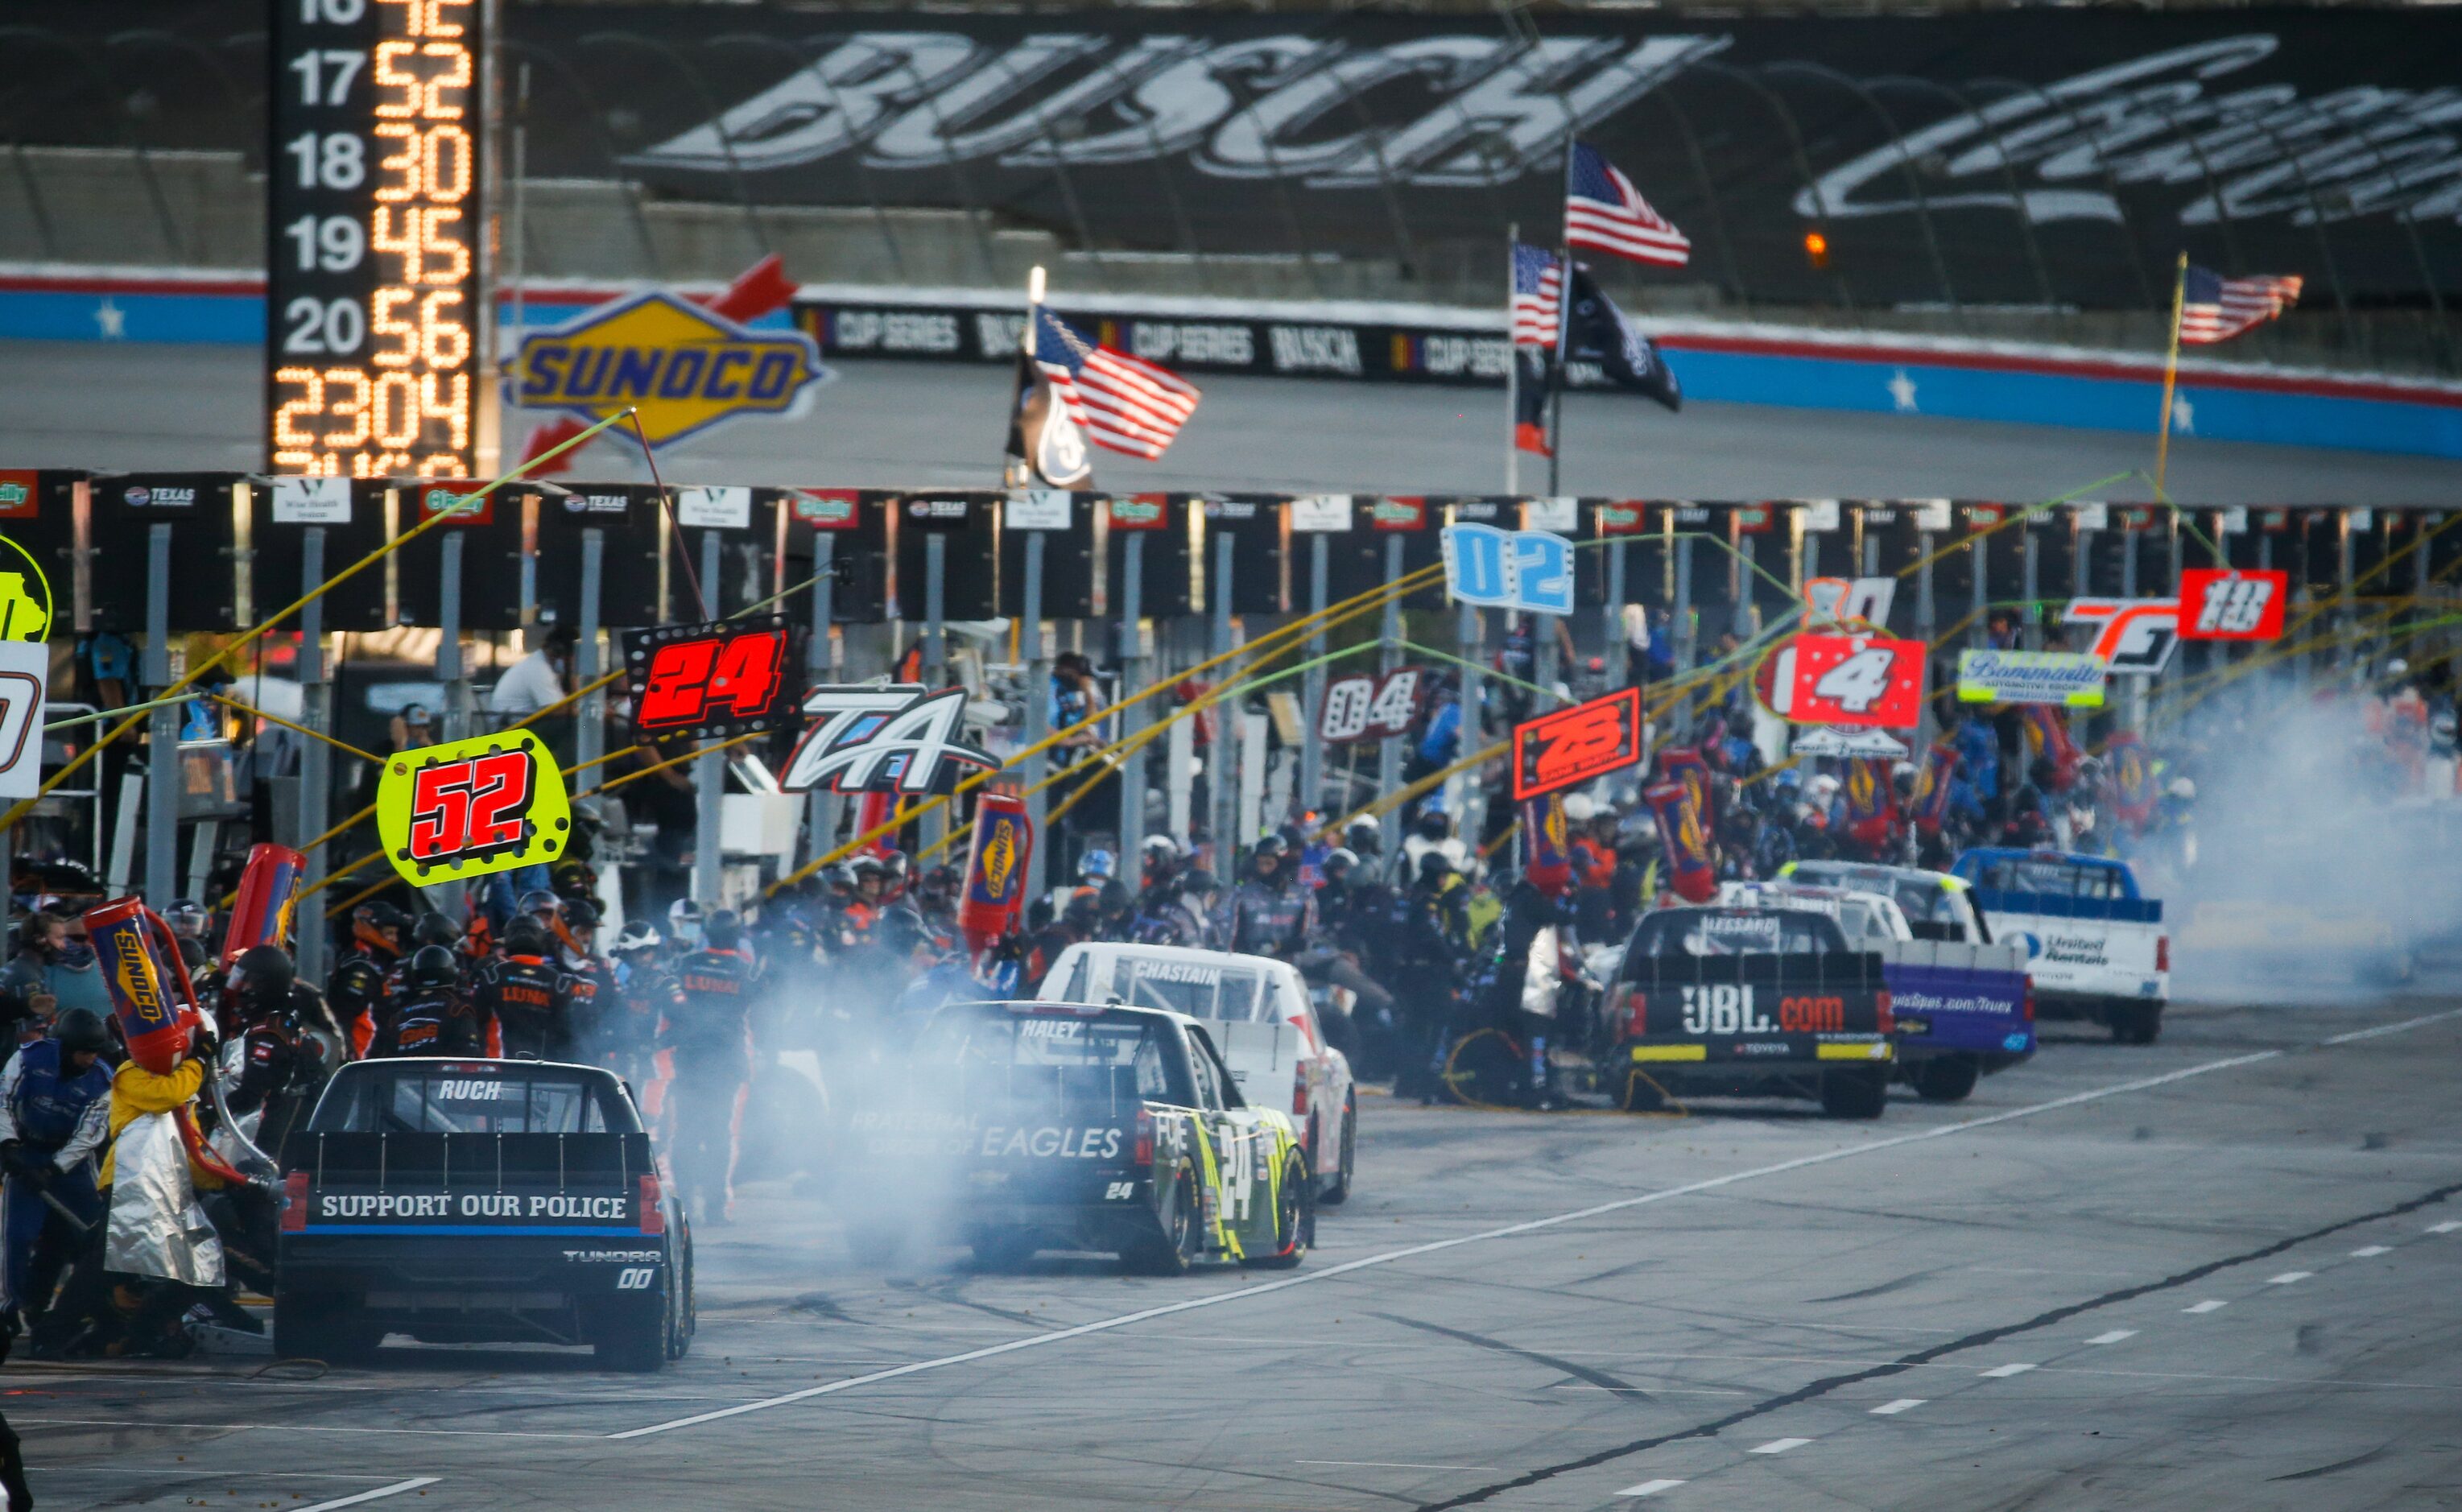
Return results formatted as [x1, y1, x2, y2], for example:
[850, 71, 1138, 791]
[1803, 229, 1831, 271]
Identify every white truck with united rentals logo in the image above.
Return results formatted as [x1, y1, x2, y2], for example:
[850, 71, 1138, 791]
[1951, 848, 2168, 1044]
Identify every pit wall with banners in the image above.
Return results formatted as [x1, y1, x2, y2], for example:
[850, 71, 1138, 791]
[4, 473, 2446, 638]
[5, 269, 2459, 461]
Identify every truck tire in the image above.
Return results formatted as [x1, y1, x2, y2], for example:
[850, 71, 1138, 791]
[2109, 1003, 2163, 1045]
[1820, 1068, 1889, 1120]
[591, 1296, 667, 1373]
[275, 1291, 379, 1364]
[971, 1228, 1040, 1271]
[1245, 1151, 1313, 1270]
[665, 1237, 696, 1361]
[845, 1222, 907, 1267]
[1908, 1055, 1981, 1103]
[1320, 1097, 1355, 1207]
[1125, 1165, 1200, 1276]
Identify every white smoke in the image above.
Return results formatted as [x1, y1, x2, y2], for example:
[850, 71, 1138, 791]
[2157, 679, 2460, 1005]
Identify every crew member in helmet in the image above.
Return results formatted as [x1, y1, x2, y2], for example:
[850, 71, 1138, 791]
[552, 899, 613, 1053]
[394, 911, 469, 998]
[473, 916, 573, 1060]
[225, 945, 344, 1167]
[667, 898, 707, 954]
[0, 1008, 111, 1326]
[661, 910, 758, 1224]
[605, 921, 674, 1087]
[1221, 834, 1315, 960]
[373, 946, 481, 1058]
[161, 900, 214, 974]
[328, 899, 411, 1058]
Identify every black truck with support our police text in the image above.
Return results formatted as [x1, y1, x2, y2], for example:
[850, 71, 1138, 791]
[275, 1058, 694, 1370]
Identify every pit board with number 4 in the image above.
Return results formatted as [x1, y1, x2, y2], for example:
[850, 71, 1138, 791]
[1755, 631, 1927, 729]
[1317, 667, 1425, 745]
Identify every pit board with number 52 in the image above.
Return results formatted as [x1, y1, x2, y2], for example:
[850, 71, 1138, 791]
[375, 729, 573, 886]
[1754, 631, 1927, 729]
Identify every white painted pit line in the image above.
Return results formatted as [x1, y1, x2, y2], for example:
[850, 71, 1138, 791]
[2086, 1330, 2138, 1345]
[1617, 1480, 1686, 1497]
[1749, 1438, 1812, 1455]
[294, 1479, 441, 1512]
[2430, 1221, 2462, 1234]
[1870, 1399, 1925, 1415]
[2352, 1246, 2391, 1258]
[2268, 1271, 2315, 1285]
[1979, 1363, 2038, 1378]
[615, 1013, 2462, 1442]
[2183, 1300, 2229, 1314]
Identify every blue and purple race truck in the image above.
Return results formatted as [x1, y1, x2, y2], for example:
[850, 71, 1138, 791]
[1775, 861, 2036, 1101]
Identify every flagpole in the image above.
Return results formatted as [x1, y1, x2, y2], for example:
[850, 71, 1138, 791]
[1546, 143, 1575, 497]
[2153, 250, 2187, 500]
[1002, 266, 1045, 486]
[1504, 222, 1520, 496]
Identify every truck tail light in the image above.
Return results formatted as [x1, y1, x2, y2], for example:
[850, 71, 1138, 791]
[281, 1170, 309, 1233]
[2156, 936, 2170, 973]
[1293, 1068, 1310, 1117]
[1875, 989, 1895, 1035]
[1624, 989, 1648, 1039]
[638, 1174, 666, 1236]
[2024, 982, 2036, 1022]
[1134, 1108, 1155, 1168]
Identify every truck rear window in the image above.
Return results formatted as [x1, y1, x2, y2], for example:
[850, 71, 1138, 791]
[1112, 958, 1267, 1022]
[310, 1068, 630, 1135]
[915, 1011, 1195, 1108]
[1792, 863, 1964, 926]
[1627, 909, 1849, 958]
[1968, 858, 2127, 899]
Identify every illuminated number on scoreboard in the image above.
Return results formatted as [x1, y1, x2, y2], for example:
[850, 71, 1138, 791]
[267, 0, 483, 479]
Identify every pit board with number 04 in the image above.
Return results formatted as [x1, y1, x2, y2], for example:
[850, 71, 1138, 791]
[1316, 667, 1424, 745]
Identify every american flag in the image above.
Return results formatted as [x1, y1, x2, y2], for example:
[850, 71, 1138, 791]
[2179, 265, 2303, 345]
[1032, 308, 1200, 459]
[1510, 243, 1564, 348]
[1564, 142, 1690, 268]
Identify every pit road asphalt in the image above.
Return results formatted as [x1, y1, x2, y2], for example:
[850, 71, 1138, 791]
[12, 992, 2462, 1510]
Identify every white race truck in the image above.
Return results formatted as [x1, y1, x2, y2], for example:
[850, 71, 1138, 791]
[1950, 848, 2168, 1044]
[1037, 942, 1356, 1204]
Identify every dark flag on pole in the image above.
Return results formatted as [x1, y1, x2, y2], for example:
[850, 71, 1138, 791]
[1563, 265, 1682, 414]
[1003, 343, 1093, 488]
[1514, 349, 1554, 456]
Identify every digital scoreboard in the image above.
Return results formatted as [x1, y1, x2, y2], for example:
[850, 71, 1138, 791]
[267, 0, 488, 478]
